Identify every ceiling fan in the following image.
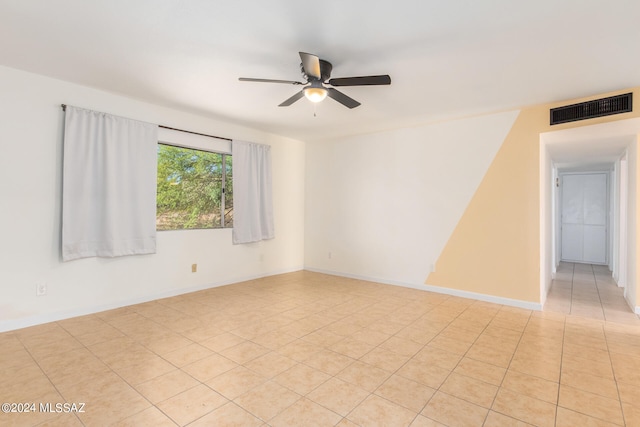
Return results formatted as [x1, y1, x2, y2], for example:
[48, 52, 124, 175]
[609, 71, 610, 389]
[239, 52, 391, 109]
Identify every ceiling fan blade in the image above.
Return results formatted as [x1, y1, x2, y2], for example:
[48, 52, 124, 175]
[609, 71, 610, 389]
[327, 88, 361, 109]
[328, 75, 391, 86]
[299, 52, 321, 80]
[239, 77, 303, 85]
[278, 90, 305, 107]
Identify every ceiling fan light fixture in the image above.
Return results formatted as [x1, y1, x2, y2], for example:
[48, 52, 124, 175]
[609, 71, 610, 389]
[304, 86, 327, 103]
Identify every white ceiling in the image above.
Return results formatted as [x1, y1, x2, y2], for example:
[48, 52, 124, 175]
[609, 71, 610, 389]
[1, 0, 640, 142]
[543, 117, 640, 170]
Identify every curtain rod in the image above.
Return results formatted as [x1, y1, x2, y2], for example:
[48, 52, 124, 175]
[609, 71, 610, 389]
[158, 125, 232, 142]
[60, 104, 233, 142]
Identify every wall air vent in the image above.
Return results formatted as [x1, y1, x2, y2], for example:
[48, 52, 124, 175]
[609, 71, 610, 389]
[550, 92, 632, 125]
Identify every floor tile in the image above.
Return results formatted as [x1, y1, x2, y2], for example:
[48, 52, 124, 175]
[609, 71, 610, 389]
[218, 340, 270, 364]
[161, 343, 213, 367]
[156, 384, 227, 425]
[483, 410, 533, 426]
[427, 335, 473, 355]
[206, 366, 267, 400]
[115, 356, 176, 385]
[409, 415, 447, 426]
[502, 370, 559, 404]
[610, 353, 640, 384]
[270, 397, 342, 427]
[188, 401, 263, 427]
[307, 377, 369, 416]
[465, 342, 514, 368]
[413, 346, 462, 371]
[277, 339, 322, 362]
[558, 384, 624, 425]
[378, 335, 423, 357]
[243, 351, 297, 378]
[453, 357, 506, 386]
[234, 380, 300, 422]
[273, 363, 330, 395]
[622, 401, 640, 426]
[348, 394, 417, 427]
[251, 329, 298, 350]
[395, 326, 439, 345]
[560, 367, 618, 399]
[111, 406, 177, 427]
[616, 381, 640, 405]
[397, 359, 450, 389]
[562, 354, 614, 379]
[492, 388, 556, 427]
[555, 407, 620, 427]
[336, 360, 391, 392]
[375, 374, 436, 412]
[352, 328, 392, 346]
[360, 346, 411, 372]
[509, 355, 561, 383]
[329, 336, 376, 359]
[201, 332, 245, 352]
[181, 353, 238, 382]
[134, 369, 200, 404]
[75, 383, 151, 426]
[439, 372, 498, 408]
[422, 391, 488, 427]
[303, 348, 355, 375]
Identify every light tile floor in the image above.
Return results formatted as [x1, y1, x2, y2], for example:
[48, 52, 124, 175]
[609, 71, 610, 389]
[545, 262, 640, 326]
[1, 270, 640, 426]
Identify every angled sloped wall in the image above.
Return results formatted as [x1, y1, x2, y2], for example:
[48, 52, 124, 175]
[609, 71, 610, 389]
[427, 88, 640, 307]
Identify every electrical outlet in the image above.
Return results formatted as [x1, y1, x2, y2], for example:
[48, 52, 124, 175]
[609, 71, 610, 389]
[36, 282, 47, 296]
[328, 251, 332, 259]
[191, 264, 197, 273]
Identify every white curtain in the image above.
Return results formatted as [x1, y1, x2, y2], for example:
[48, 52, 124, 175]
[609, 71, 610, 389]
[62, 106, 158, 261]
[232, 140, 274, 244]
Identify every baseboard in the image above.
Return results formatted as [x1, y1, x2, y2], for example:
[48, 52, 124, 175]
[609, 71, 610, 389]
[304, 267, 542, 311]
[0, 266, 303, 333]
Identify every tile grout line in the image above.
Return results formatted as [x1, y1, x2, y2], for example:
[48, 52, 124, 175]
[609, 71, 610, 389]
[569, 262, 575, 316]
[554, 312, 567, 427]
[603, 325, 627, 427]
[13, 329, 87, 427]
[590, 264, 607, 320]
[484, 308, 536, 425]
[337, 297, 453, 425]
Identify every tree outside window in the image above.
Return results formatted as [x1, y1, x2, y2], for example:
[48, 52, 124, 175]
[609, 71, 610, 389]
[156, 144, 232, 230]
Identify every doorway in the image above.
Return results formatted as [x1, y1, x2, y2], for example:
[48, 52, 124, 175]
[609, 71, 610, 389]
[560, 172, 608, 264]
[540, 117, 640, 317]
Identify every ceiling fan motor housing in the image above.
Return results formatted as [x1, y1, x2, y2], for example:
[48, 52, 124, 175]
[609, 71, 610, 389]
[301, 59, 333, 82]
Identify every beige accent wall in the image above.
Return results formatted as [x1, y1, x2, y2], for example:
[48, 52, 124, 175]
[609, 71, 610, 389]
[427, 88, 640, 304]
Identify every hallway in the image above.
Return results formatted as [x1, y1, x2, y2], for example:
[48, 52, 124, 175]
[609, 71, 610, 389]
[545, 262, 640, 325]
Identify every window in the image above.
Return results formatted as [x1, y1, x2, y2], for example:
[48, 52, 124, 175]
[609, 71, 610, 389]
[156, 143, 233, 230]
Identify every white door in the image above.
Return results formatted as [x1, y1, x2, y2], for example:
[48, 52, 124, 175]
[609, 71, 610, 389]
[561, 173, 608, 264]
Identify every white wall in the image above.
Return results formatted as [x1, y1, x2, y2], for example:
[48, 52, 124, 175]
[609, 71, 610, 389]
[627, 137, 638, 311]
[0, 66, 305, 331]
[539, 140, 554, 303]
[304, 111, 519, 287]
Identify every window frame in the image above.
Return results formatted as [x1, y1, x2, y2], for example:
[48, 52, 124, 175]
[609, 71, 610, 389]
[156, 127, 233, 231]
